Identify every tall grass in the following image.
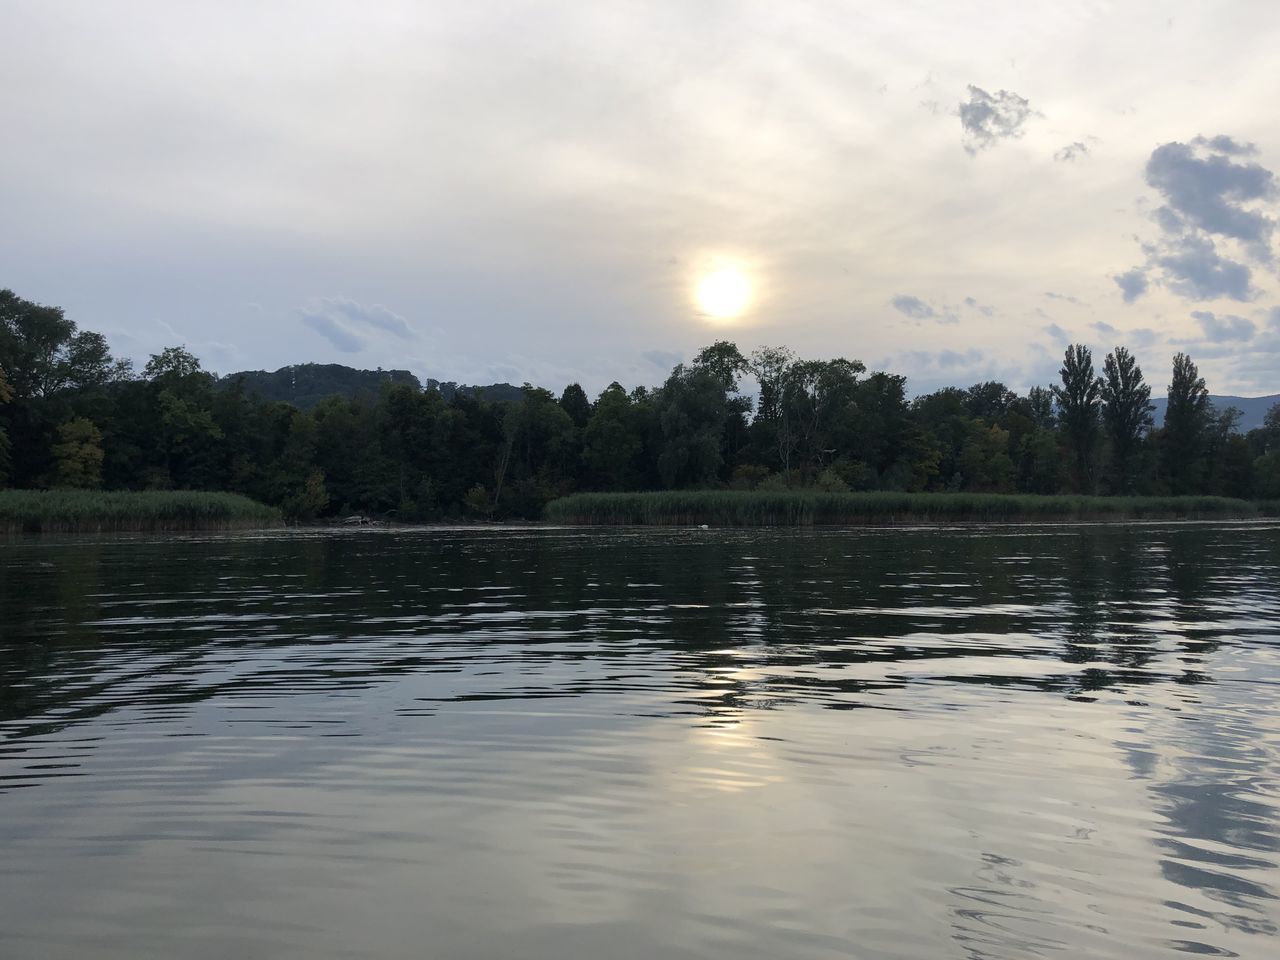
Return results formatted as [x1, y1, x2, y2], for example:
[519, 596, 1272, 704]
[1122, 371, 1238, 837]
[545, 490, 1260, 526]
[0, 490, 283, 534]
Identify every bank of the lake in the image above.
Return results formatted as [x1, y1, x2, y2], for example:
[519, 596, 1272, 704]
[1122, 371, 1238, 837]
[0, 490, 282, 534]
[545, 490, 1261, 526]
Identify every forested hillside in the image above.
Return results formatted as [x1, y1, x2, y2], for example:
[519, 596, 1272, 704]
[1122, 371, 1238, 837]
[223, 364, 420, 409]
[2, 288, 1278, 520]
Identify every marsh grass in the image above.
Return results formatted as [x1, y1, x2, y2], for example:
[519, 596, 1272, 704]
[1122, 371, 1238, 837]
[545, 490, 1260, 526]
[0, 490, 282, 534]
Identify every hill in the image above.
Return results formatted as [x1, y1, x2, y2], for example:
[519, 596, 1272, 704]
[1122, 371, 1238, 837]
[1150, 394, 1278, 432]
[219, 363, 526, 410]
[220, 364, 421, 409]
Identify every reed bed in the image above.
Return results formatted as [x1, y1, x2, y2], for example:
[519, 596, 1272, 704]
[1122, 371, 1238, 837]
[0, 490, 283, 534]
[545, 490, 1260, 526]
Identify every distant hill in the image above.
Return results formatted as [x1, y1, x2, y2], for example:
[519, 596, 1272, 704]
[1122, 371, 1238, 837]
[220, 363, 421, 409]
[219, 363, 527, 410]
[1150, 394, 1278, 432]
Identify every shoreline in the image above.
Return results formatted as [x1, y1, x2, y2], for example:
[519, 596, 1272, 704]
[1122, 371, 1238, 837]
[544, 490, 1270, 527]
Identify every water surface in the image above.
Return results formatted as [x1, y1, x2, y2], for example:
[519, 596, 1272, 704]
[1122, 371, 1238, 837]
[2, 524, 1278, 959]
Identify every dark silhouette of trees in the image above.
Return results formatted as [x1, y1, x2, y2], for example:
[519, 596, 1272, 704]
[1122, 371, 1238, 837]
[1053, 344, 1101, 492]
[1164, 352, 1211, 494]
[2, 286, 1277, 518]
[1100, 346, 1153, 493]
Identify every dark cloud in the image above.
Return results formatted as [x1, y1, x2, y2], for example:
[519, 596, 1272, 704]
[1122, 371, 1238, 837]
[1054, 142, 1090, 163]
[958, 86, 1033, 155]
[1191, 135, 1257, 156]
[299, 311, 365, 353]
[1146, 139, 1276, 258]
[1152, 234, 1254, 301]
[1043, 323, 1070, 342]
[1113, 269, 1150, 303]
[1119, 136, 1278, 305]
[1191, 310, 1256, 342]
[1092, 320, 1118, 337]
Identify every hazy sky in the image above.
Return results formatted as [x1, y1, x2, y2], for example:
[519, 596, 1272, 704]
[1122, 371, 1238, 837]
[3, 1, 1279, 396]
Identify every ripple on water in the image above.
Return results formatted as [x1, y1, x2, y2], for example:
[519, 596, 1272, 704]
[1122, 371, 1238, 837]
[1, 523, 1278, 959]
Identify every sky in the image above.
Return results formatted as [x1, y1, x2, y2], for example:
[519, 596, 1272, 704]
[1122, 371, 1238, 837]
[3, 0, 1280, 397]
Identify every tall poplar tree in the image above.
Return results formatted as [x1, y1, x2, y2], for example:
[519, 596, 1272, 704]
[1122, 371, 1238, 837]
[1052, 344, 1101, 491]
[1163, 352, 1210, 494]
[1099, 346, 1153, 492]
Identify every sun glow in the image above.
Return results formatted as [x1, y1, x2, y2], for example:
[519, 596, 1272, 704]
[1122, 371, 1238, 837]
[696, 267, 750, 319]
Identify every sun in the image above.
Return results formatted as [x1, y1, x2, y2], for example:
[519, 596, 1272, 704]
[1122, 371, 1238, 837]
[696, 267, 750, 319]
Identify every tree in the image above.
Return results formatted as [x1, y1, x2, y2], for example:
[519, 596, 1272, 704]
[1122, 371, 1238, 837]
[50, 417, 105, 488]
[583, 383, 642, 489]
[1099, 346, 1153, 493]
[656, 365, 729, 488]
[0, 366, 12, 485]
[558, 383, 592, 429]
[1163, 352, 1210, 494]
[144, 346, 223, 487]
[693, 340, 749, 391]
[1258, 403, 1280, 455]
[749, 345, 795, 427]
[1053, 344, 1101, 491]
[1025, 386, 1056, 429]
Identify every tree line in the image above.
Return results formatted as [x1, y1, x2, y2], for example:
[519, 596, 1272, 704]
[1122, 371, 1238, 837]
[2, 288, 1278, 520]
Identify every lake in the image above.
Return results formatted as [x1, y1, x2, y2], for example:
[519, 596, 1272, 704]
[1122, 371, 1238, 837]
[2, 524, 1278, 959]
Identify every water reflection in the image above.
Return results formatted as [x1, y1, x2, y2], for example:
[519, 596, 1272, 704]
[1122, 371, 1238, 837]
[1, 524, 1278, 959]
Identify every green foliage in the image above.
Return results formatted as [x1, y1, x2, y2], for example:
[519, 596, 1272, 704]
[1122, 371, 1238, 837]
[224, 363, 421, 409]
[1053, 344, 1101, 491]
[282, 467, 330, 521]
[0, 490, 280, 533]
[1254, 452, 1280, 500]
[50, 418, 105, 488]
[1099, 346, 1153, 493]
[1164, 352, 1210, 494]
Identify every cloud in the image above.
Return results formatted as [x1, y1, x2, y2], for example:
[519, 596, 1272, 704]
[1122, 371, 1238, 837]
[1113, 269, 1150, 303]
[891, 294, 972, 324]
[958, 85, 1034, 155]
[1191, 309, 1256, 342]
[299, 312, 365, 353]
[641, 349, 682, 370]
[1191, 134, 1257, 157]
[963, 296, 995, 317]
[1043, 323, 1070, 342]
[309, 296, 414, 339]
[1118, 136, 1278, 306]
[891, 294, 936, 320]
[1044, 291, 1086, 306]
[1152, 234, 1254, 301]
[1131, 328, 1160, 348]
[1092, 320, 1118, 337]
[901, 347, 985, 371]
[298, 296, 416, 353]
[1054, 141, 1090, 163]
[1145, 138, 1276, 258]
